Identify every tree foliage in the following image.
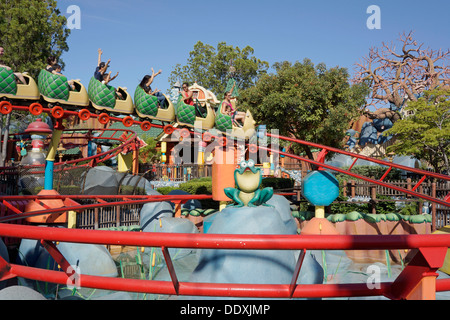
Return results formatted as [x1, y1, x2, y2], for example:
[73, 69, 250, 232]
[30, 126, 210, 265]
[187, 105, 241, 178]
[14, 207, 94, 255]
[385, 88, 450, 174]
[169, 41, 269, 97]
[0, 0, 70, 166]
[239, 59, 369, 160]
[138, 135, 161, 164]
[0, 0, 70, 77]
[353, 31, 450, 111]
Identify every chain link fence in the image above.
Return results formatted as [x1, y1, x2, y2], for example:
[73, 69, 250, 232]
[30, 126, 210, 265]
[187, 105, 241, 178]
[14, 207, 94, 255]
[17, 163, 89, 196]
[0, 163, 150, 231]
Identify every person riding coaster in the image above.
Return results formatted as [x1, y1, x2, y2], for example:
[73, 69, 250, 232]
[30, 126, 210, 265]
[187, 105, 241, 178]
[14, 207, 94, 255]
[87, 76, 133, 114]
[0, 67, 40, 102]
[214, 80, 256, 140]
[38, 69, 89, 108]
[222, 90, 245, 127]
[0, 51, 256, 139]
[134, 89, 175, 122]
[175, 82, 217, 129]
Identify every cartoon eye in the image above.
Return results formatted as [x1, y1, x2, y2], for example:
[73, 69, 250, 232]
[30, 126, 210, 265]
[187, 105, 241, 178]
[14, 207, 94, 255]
[240, 161, 248, 168]
[248, 160, 255, 167]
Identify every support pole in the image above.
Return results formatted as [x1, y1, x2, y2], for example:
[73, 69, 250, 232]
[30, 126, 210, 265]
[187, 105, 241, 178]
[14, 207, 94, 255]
[118, 152, 133, 173]
[44, 161, 55, 191]
[387, 247, 448, 300]
[67, 211, 77, 229]
[212, 146, 236, 210]
[44, 120, 64, 191]
[315, 206, 325, 219]
[133, 145, 139, 175]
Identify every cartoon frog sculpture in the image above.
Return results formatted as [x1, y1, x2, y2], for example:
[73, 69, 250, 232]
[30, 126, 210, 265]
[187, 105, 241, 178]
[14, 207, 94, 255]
[224, 160, 274, 207]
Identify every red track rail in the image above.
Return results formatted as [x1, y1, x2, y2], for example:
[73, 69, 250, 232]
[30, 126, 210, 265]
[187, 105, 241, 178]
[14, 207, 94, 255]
[6, 128, 140, 173]
[1, 104, 164, 131]
[157, 127, 450, 207]
[6, 102, 448, 207]
[261, 133, 450, 207]
[1, 102, 450, 299]
[2, 102, 161, 169]
[267, 133, 450, 182]
[0, 223, 449, 299]
[0, 194, 213, 223]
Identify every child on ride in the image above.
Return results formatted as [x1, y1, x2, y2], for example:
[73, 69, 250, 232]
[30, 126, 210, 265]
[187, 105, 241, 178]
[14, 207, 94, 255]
[94, 48, 111, 82]
[102, 71, 123, 99]
[102, 71, 119, 85]
[0, 47, 27, 85]
[139, 68, 167, 108]
[181, 82, 207, 117]
[53, 64, 76, 91]
[181, 82, 194, 106]
[222, 82, 245, 127]
[46, 56, 58, 74]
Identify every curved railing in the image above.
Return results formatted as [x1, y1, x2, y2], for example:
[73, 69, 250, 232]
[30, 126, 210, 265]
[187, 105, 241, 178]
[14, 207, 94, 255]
[0, 221, 449, 299]
[12, 128, 139, 169]
[1, 103, 449, 299]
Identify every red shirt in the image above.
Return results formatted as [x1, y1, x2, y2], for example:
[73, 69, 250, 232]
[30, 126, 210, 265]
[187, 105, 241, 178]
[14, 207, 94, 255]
[183, 91, 194, 105]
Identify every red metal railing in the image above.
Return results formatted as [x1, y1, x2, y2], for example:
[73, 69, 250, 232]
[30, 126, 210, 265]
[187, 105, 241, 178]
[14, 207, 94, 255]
[266, 133, 450, 183]
[260, 133, 450, 208]
[1, 104, 164, 131]
[0, 223, 450, 299]
[1, 104, 450, 299]
[6, 128, 140, 172]
[0, 194, 214, 223]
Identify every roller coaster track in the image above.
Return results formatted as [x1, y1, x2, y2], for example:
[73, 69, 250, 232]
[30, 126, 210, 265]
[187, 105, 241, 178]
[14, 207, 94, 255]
[164, 125, 450, 207]
[262, 132, 450, 208]
[13, 129, 141, 174]
[1, 102, 165, 170]
[2, 101, 449, 215]
[5, 100, 448, 206]
[8, 127, 139, 171]
[1, 102, 450, 299]
[0, 102, 164, 133]
[0, 194, 214, 224]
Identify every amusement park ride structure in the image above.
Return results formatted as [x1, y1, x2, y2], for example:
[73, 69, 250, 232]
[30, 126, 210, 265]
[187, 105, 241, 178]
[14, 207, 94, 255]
[0, 77, 450, 299]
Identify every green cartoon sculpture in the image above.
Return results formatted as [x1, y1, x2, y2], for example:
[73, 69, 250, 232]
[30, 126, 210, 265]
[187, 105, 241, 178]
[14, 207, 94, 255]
[224, 160, 274, 207]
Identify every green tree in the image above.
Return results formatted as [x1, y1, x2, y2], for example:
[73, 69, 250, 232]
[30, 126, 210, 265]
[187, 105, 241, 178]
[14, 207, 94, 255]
[169, 41, 269, 97]
[0, 0, 70, 76]
[0, 0, 70, 166]
[385, 88, 450, 174]
[139, 135, 161, 164]
[240, 59, 369, 160]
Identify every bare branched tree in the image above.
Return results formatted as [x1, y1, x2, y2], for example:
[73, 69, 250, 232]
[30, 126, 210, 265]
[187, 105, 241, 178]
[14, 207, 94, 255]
[353, 31, 450, 119]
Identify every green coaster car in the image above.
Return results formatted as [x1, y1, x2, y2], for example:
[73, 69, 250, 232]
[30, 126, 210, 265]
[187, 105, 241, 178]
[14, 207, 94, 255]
[215, 99, 256, 139]
[176, 95, 215, 129]
[134, 85, 175, 122]
[215, 100, 234, 132]
[38, 69, 89, 107]
[176, 94, 215, 129]
[175, 83, 216, 129]
[88, 77, 133, 114]
[0, 67, 40, 102]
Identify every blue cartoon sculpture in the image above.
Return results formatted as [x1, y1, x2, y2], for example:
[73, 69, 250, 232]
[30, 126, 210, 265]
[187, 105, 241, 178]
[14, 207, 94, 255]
[224, 160, 273, 207]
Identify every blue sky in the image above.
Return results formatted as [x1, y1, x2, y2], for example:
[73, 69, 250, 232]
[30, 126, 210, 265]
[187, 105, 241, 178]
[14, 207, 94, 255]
[57, 0, 450, 98]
